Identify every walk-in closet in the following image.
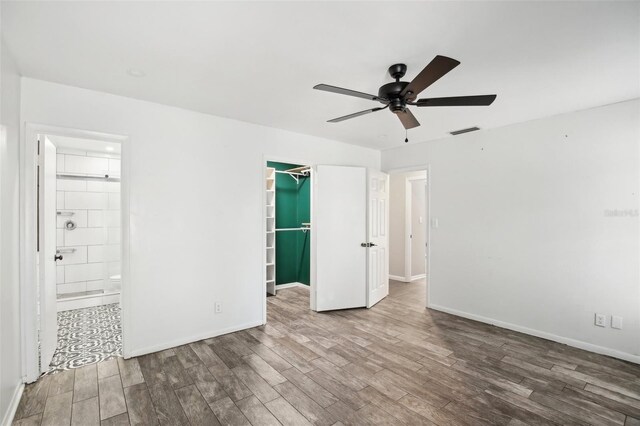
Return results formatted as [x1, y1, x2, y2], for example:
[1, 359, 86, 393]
[265, 161, 311, 296]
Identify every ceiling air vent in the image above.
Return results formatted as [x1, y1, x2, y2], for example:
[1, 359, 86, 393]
[450, 126, 480, 136]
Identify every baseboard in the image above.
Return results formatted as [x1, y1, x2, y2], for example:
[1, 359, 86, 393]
[276, 282, 309, 290]
[429, 304, 640, 365]
[410, 274, 426, 281]
[389, 274, 409, 282]
[126, 320, 264, 358]
[1, 381, 24, 426]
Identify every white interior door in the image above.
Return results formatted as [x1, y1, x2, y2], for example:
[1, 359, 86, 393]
[39, 136, 58, 373]
[314, 165, 367, 311]
[367, 171, 389, 308]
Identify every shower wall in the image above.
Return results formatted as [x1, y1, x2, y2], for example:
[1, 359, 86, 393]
[55, 148, 121, 311]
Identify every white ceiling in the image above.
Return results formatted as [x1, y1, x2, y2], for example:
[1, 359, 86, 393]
[3, 1, 638, 150]
[47, 135, 121, 154]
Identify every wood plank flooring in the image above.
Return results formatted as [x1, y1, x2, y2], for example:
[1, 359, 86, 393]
[13, 280, 640, 425]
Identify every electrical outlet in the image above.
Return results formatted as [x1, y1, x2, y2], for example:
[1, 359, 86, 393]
[611, 316, 623, 329]
[594, 313, 607, 327]
[215, 302, 222, 314]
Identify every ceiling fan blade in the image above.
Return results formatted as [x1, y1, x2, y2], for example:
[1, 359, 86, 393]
[416, 94, 497, 107]
[401, 55, 460, 100]
[314, 84, 385, 102]
[396, 109, 420, 129]
[327, 106, 386, 123]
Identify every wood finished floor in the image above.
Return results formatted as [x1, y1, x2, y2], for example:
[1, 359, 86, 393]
[13, 280, 640, 425]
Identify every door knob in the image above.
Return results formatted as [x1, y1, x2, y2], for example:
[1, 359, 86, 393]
[360, 243, 377, 248]
[54, 254, 63, 261]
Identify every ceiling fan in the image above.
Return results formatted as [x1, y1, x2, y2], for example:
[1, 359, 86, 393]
[313, 55, 496, 131]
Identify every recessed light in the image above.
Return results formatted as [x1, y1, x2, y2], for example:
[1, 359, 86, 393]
[127, 68, 146, 77]
[106, 146, 114, 152]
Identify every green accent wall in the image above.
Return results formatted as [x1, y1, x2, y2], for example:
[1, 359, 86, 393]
[267, 161, 310, 286]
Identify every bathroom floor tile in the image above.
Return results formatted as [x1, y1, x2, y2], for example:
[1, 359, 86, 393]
[47, 303, 122, 374]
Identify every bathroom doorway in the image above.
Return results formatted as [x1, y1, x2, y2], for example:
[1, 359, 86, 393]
[22, 124, 129, 382]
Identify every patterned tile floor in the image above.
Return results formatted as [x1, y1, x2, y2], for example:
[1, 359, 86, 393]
[46, 303, 122, 374]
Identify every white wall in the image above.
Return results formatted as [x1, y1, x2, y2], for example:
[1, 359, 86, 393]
[389, 170, 427, 280]
[383, 99, 640, 362]
[0, 40, 23, 424]
[20, 78, 380, 357]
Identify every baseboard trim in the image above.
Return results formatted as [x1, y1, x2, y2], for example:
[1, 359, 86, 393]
[429, 304, 640, 365]
[276, 282, 309, 290]
[389, 274, 409, 282]
[126, 320, 264, 358]
[410, 274, 426, 281]
[1, 381, 24, 426]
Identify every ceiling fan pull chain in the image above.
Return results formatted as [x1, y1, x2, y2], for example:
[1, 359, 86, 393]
[405, 128, 409, 143]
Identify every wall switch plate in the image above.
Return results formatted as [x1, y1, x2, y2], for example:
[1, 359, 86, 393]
[594, 313, 607, 327]
[611, 316, 623, 329]
[431, 218, 439, 229]
[215, 302, 222, 314]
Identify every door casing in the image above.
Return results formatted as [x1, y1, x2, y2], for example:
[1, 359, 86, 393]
[21, 123, 130, 382]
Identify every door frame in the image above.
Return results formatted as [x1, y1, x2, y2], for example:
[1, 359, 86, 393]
[262, 155, 315, 321]
[405, 175, 428, 282]
[21, 123, 131, 382]
[386, 164, 432, 308]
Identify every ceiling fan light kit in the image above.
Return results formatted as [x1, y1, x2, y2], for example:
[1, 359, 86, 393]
[313, 55, 497, 141]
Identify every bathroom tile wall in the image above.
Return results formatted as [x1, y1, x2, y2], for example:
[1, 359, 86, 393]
[56, 149, 121, 304]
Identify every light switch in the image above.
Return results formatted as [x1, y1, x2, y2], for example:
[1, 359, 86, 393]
[611, 316, 623, 329]
[431, 218, 439, 229]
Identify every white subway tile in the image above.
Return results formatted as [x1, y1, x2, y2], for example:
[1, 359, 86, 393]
[86, 180, 105, 192]
[55, 246, 87, 266]
[88, 244, 120, 263]
[56, 154, 65, 171]
[65, 192, 108, 209]
[107, 261, 121, 276]
[65, 227, 105, 246]
[107, 227, 120, 245]
[108, 159, 121, 173]
[86, 280, 106, 291]
[56, 266, 65, 284]
[108, 193, 120, 210]
[65, 262, 104, 283]
[104, 182, 120, 193]
[57, 210, 87, 228]
[56, 191, 65, 209]
[87, 210, 103, 227]
[57, 282, 87, 294]
[57, 179, 86, 192]
[105, 211, 120, 227]
[63, 155, 109, 175]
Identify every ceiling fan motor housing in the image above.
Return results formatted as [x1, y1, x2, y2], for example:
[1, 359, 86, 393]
[378, 81, 409, 112]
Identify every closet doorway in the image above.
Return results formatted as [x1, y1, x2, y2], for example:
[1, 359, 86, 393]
[263, 160, 390, 317]
[265, 161, 312, 297]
